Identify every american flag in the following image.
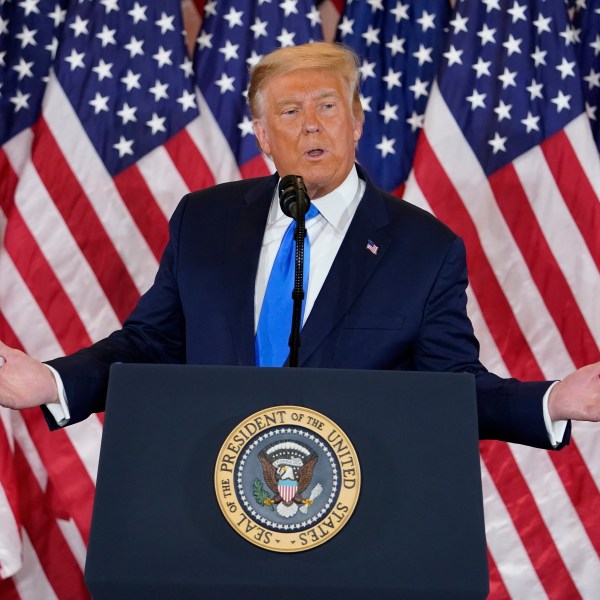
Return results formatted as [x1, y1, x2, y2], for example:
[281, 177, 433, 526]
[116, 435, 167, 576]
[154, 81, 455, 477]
[392, 0, 598, 597]
[366, 239, 378, 255]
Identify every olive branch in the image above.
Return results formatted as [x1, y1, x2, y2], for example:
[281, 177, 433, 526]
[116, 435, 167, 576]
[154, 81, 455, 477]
[253, 478, 274, 511]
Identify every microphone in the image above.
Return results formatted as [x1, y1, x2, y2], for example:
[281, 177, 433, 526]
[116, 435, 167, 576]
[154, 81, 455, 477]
[278, 174, 310, 221]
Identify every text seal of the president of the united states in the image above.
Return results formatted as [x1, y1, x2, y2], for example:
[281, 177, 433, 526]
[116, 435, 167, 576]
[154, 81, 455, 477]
[215, 405, 361, 552]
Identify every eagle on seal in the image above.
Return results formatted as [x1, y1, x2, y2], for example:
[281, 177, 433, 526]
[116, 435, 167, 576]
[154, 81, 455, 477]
[258, 440, 322, 518]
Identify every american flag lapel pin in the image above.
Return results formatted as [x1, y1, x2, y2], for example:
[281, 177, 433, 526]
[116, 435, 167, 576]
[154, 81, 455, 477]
[366, 240, 378, 255]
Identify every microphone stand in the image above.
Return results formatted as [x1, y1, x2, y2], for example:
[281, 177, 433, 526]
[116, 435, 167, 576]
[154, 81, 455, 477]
[288, 207, 307, 368]
[278, 174, 311, 368]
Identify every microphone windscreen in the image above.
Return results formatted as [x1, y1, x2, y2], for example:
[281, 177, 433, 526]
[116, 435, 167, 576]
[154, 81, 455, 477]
[278, 175, 310, 220]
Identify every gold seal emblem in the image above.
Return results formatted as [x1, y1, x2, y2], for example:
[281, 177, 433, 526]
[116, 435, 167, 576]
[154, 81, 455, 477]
[215, 405, 361, 552]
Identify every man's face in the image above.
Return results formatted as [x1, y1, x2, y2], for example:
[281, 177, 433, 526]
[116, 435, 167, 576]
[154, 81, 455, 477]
[253, 69, 363, 199]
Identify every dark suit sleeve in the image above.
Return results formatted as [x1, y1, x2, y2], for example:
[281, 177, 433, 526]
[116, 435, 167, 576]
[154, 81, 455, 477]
[42, 195, 191, 429]
[413, 235, 569, 449]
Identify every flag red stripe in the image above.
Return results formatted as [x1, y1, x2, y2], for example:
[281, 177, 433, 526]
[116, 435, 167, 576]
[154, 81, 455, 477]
[0, 309, 24, 352]
[488, 164, 598, 368]
[1, 208, 92, 354]
[413, 133, 544, 380]
[164, 128, 216, 192]
[21, 410, 94, 544]
[14, 443, 90, 599]
[393, 182, 406, 199]
[541, 131, 600, 270]
[113, 166, 169, 261]
[32, 118, 140, 322]
[327, 0, 346, 14]
[240, 155, 272, 179]
[0, 578, 20, 599]
[480, 442, 581, 598]
[191, 0, 206, 15]
[549, 445, 600, 556]
[487, 549, 511, 600]
[0, 312, 22, 350]
[0, 149, 19, 213]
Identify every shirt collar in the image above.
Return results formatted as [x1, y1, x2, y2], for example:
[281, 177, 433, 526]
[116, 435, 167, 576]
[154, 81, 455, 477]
[269, 166, 360, 232]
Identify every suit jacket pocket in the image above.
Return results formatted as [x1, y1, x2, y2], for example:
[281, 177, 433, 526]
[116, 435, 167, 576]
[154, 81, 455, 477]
[332, 314, 410, 369]
[343, 314, 405, 330]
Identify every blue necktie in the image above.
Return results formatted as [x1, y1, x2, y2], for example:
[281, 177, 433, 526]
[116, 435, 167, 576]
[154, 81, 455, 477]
[255, 204, 319, 367]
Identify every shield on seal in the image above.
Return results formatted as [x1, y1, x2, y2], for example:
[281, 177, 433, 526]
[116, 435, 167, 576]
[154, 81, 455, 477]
[278, 480, 297, 503]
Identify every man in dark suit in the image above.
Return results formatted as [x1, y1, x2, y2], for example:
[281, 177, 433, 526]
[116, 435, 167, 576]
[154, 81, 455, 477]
[0, 42, 598, 448]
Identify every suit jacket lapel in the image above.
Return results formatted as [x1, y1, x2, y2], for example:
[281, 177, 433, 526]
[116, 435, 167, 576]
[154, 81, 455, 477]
[298, 172, 392, 366]
[224, 175, 278, 366]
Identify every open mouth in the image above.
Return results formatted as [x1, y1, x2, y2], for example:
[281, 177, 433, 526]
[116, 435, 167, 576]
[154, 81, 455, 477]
[306, 148, 325, 157]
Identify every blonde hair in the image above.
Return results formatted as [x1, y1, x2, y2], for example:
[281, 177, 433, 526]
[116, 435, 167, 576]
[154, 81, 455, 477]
[248, 42, 364, 125]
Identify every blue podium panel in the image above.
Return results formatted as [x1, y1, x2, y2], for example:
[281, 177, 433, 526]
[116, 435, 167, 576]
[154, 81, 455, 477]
[85, 365, 488, 599]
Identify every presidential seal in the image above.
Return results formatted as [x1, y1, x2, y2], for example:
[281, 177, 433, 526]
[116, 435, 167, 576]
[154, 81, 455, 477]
[214, 406, 361, 552]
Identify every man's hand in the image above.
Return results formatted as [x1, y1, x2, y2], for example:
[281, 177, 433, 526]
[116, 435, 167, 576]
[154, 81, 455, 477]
[548, 361, 600, 422]
[0, 341, 59, 410]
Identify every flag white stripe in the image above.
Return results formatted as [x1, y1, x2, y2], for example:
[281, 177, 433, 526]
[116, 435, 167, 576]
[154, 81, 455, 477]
[54, 518, 87, 572]
[480, 458, 546, 598]
[571, 421, 600, 487]
[136, 144, 190, 220]
[465, 287, 512, 378]
[403, 169, 433, 213]
[2, 129, 32, 176]
[262, 152, 277, 175]
[422, 82, 575, 378]
[0, 456, 22, 579]
[12, 414, 48, 493]
[62, 417, 102, 486]
[0, 245, 62, 361]
[42, 73, 158, 294]
[11, 531, 58, 600]
[1, 407, 15, 453]
[564, 116, 600, 201]
[191, 94, 242, 183]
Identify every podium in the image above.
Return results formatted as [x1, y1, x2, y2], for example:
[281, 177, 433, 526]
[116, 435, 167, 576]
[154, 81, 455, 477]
[85, 365, 488, 599]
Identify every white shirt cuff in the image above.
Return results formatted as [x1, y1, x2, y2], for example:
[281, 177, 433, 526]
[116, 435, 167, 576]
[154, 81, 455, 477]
[44, 364, 70, 427]
[543, 381, 568, 448]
